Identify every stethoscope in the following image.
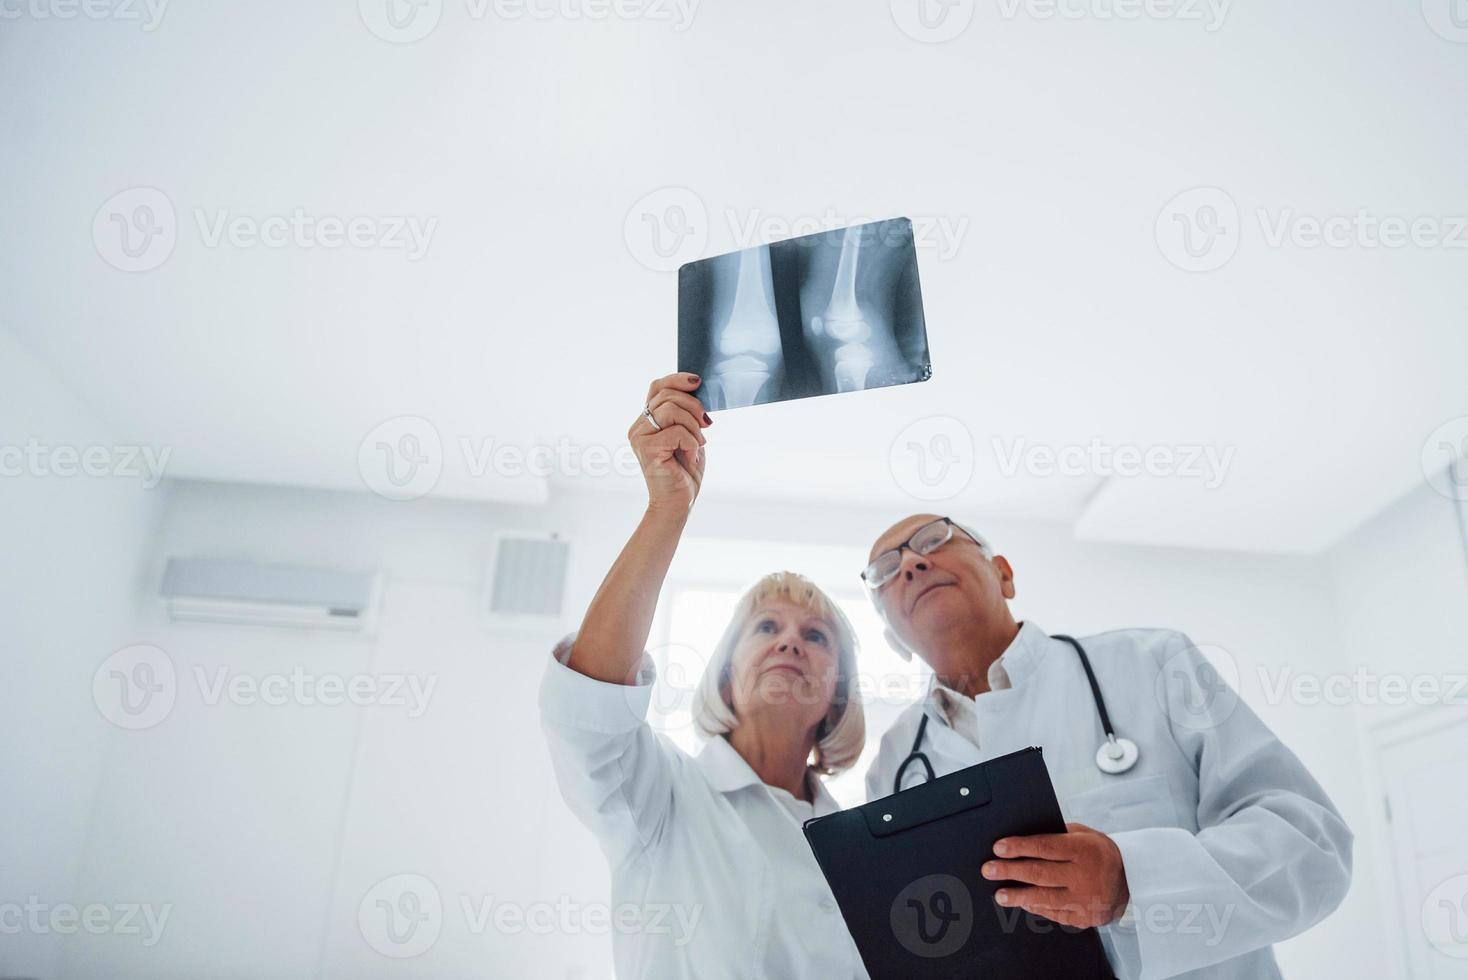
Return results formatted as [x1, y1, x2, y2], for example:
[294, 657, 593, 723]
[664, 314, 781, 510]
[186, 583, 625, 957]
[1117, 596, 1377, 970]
[892, 633, 1140, 795]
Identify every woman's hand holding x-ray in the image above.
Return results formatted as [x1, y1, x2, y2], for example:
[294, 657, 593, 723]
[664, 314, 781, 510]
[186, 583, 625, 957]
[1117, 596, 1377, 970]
[630, 372, 712, 513]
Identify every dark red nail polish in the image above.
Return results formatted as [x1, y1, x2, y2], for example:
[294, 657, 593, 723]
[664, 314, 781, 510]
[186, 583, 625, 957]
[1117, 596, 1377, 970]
[703, 413, 712, 425]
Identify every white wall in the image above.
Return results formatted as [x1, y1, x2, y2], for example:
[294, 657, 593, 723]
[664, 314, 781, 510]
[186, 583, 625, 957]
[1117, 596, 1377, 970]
[14, 474, 1384, 978]
[1328, 481, 1468, 729]
[52, 481, 622, 980]
[0, 331, 167, 980]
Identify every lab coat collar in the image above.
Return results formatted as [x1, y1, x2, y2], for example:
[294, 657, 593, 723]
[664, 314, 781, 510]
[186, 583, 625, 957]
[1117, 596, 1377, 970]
[925, 620, 1053, 708]
[694, 734, 840, 816]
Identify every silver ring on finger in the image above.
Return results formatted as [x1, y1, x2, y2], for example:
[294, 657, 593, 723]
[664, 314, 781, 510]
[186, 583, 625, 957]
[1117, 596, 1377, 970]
[642, 403, 661, 431]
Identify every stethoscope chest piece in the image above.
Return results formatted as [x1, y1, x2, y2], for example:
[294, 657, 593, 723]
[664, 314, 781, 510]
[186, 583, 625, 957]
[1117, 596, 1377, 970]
[1095, 735, 1139, 775]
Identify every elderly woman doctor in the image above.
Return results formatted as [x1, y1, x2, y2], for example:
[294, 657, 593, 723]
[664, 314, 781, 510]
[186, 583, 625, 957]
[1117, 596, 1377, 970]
[539, 373, 870, 979]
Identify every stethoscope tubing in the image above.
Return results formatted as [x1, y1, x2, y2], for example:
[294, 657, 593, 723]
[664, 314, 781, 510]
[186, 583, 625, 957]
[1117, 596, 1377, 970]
[894, 633, 1138, 795]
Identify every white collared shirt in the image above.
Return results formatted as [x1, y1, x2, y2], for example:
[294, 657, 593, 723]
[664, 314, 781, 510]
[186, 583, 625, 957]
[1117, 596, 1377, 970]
[540, 639, 868, 980]
[929, 649, 1014, 749]
[865, 622, 1353, 980]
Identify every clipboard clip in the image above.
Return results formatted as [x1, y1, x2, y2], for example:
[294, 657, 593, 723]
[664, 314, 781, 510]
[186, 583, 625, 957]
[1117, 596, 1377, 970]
[863, 767, 994, 838]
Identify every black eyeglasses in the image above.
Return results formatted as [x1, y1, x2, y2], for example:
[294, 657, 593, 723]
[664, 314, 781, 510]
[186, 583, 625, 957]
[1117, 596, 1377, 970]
[860, 517, 984, 590]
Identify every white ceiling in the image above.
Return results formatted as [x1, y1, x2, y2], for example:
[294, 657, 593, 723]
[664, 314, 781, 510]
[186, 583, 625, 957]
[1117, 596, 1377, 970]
[3, 1, 1465, 554]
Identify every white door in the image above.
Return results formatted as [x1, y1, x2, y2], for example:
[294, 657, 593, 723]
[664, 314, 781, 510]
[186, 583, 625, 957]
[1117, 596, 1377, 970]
[1376, 712, 1468, 979]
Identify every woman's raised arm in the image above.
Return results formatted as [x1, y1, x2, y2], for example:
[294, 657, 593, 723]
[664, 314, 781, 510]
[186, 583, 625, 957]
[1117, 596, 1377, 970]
[566, 372, 711, 684]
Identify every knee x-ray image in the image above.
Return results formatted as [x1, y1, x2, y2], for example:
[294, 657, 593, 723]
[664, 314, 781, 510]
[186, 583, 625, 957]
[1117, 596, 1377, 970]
[678, 217, 932, 412]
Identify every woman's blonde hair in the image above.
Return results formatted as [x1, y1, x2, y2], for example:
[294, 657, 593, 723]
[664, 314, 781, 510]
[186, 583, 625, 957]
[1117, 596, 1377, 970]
[692, 571, 865, 776]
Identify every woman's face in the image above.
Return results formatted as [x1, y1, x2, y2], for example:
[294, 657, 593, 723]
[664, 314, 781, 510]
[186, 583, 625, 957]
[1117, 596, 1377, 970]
[726, 599, 841, 737]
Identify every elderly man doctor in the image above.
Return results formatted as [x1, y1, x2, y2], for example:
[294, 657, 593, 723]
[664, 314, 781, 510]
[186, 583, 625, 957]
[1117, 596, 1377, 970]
[862, 514, 1352, 980]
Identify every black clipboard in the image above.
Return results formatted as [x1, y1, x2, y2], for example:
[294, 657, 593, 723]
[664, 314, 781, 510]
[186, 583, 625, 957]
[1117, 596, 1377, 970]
[802, 747, 1114, 979]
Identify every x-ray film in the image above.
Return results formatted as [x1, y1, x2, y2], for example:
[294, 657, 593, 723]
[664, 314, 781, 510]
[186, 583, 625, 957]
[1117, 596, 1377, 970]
[678, 217, 932, 413]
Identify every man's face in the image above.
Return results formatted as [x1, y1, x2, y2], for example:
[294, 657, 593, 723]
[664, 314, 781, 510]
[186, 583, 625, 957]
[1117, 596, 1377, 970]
[867, 514, 1015, 671]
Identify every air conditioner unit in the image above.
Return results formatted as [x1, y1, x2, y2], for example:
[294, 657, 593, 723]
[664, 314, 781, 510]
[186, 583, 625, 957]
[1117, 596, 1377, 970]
[160, 558, 382, 632]
[485, 532, 569, 628]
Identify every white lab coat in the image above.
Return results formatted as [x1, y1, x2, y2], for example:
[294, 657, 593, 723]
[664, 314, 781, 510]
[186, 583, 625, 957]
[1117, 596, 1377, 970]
[539, 638, 869, 980]
[865, 622, 1352, 980]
